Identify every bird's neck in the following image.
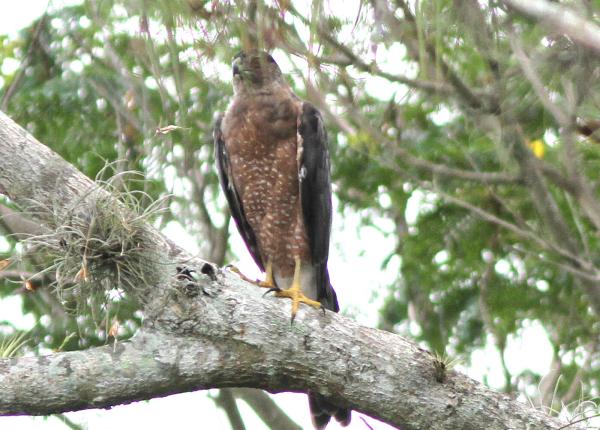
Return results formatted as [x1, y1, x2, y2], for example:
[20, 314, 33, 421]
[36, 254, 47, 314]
[234, 80, 293, 99]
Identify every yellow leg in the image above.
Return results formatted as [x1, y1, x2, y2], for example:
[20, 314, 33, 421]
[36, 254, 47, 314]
[275, 257, 322, 321]
[228, 261, 275, 289]
[257, 261, 275, 289]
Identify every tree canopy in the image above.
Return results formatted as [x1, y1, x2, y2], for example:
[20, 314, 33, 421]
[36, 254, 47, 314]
[1, 0, 600, 428]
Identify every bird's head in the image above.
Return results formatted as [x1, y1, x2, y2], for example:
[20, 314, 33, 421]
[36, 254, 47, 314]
[231, 50, 284, 93]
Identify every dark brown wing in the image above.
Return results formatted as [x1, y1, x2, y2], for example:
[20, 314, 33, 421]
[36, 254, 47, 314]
[214, 114, 264, 271]
[298, 103, 339, 312]
[299, 103, 350, 428]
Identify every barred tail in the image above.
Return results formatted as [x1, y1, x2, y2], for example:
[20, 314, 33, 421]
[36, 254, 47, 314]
[309, 273, 350, 428]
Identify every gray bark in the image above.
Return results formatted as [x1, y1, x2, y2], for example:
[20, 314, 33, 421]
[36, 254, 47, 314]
[0, 110, 577, 429]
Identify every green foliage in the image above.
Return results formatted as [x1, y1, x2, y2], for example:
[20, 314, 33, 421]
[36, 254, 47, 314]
[1, 0, 600, 424]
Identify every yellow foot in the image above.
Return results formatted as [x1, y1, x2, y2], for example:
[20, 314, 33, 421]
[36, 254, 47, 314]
[271, 256, 322, 322]
[275, 285, 322, 322]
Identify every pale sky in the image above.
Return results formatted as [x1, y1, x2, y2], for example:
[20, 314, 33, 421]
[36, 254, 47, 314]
[0, 1, 557, 430]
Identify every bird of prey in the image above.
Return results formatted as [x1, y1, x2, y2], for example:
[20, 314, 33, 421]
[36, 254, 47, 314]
[213, 50, 350, 429]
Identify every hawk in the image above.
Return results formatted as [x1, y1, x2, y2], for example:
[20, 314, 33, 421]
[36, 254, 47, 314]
[214, 51, 350, 429]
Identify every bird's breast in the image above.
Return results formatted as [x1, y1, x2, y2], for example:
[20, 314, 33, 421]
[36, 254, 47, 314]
[221, 95, 310, 279]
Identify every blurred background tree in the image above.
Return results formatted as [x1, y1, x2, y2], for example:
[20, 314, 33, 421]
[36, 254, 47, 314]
[1, 0, 600, 428]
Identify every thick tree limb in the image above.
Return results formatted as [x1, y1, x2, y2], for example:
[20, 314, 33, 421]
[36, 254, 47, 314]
[0, 273, 573, 430]
[0, 110, 578, 429]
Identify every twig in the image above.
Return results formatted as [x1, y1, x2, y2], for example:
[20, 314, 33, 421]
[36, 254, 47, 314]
[0, 12, 49, 110]
[390, 144, 520, 185]
[359, 415, 375, 430]
[330, 83, 519, 185]
[0, 204, 47, 239]
[562, 342, 594, 405]
[283, 3, 451, 94]
[508, 34, 600, 233]
[232, 388, 303, 430]
[509, 35, 569, 127]
[426, 182, 597, 279]
[501, 0, 600, 57]
[393, 0, 484, 110]
[558, 412, 600, 430]
[478, 235, 513, 393]
[508, 244, 600, 285]
[53, 414, 84, 430]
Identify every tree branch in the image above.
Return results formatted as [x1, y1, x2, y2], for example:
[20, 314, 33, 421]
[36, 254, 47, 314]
[282, 4, 452, 94]
[510, 36, 600, 234]
[0, 13, 49, 111]
[214, 389, 247, 430]
[325, 85, 520, 186]
[0, 280, 574, 430]
[501, 125, 600, 314]
[509, 35, 569, 127]
[501, 0, 600, 57]
[231, 388, 303, 430]
[423, 180, 596, 278]
[392, 0, 486, 110]
[0, 110, 578, 429]
[0, 204, 47, 240]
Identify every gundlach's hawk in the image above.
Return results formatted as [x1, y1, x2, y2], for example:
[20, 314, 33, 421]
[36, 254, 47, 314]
[214, 51, 350, 429]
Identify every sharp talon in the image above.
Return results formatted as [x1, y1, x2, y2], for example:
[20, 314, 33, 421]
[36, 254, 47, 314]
[263, 287, 280, 297]
[291, 312, 296, 325]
